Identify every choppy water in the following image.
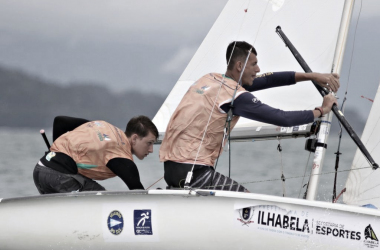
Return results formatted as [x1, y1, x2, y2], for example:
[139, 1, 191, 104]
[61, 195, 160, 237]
[0, 127, 357, 202]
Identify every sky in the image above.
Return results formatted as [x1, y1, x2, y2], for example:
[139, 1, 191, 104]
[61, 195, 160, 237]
[0, 0, 380, 123]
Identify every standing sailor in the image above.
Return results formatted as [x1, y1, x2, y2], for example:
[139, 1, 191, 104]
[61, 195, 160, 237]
[159, 41, 339, 192]
[33, 115, 158, 194]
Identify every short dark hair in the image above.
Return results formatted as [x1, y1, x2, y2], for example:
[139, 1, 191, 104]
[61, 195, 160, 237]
[226, 41, 257, 70]
[125, 115, 158, 139]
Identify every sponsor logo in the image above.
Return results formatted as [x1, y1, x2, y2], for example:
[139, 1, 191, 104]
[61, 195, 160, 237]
[97, 131, 103, 141]
[293, 126, 299, 132]
[194, 85, 210, 95]
[256, 72, 273, 78]
[252, 97, 259, 103]
[94, 121, 103, 127]
[257, 211, 310, 233]
[237, 207, 254, 226]
[364, 224, 379, 248]
[103, 134, 111, 141]
[107, 210, 124, 235]
[201, 85, 210, 91]
[45, 152, 56, 161]
[315, 220, 361, 241]
[134, 210, 153, 235]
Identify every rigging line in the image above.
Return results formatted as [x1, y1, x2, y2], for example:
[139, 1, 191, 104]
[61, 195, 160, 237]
[358, 181, 380, 196]
[252, 1, 269, 45]
[213, 43, 238, 171]
[187, 0, 249, 79]
[190, 78, 223, 173]
[350, 195, 380, 203]
[199, 165, 373, 189]
[333, 94, 347, 201]
[345, 0, 362, 93]
[145, 176, 164, 190]
[277, 137, 286, 197]
[298, 151, 312, 199]
[191, 43, 249, 174]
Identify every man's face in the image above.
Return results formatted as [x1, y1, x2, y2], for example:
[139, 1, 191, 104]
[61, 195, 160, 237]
[131, 131, 156, 160]
[241, 53, 260, 86]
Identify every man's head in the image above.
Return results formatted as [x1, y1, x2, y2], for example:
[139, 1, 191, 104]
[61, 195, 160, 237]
[125, 116, 158, 160]
[226, 41, 260, 86]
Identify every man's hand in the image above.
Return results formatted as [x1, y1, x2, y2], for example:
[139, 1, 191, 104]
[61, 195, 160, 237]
[295, 72, 340, 93]
[322, 93, 338, 114]
[312, 73, 340, 93]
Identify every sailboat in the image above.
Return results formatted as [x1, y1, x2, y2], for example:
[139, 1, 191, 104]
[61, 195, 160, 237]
[1, 0, 380, 249]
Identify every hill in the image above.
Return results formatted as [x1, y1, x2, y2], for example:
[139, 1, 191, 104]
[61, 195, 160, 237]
[0, 66, 165, 129]
[0, 65, 366, 136]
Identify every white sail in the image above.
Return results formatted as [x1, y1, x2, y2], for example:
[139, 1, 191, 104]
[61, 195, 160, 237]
[344, 83, 380, 207]
[153, 0, 346, 140]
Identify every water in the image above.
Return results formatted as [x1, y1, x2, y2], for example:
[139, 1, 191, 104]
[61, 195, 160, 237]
[0, 127, 357, 202]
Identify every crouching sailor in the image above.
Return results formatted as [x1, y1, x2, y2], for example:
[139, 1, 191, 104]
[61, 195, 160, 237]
[33, 115, 158, 194]
[159, 41, 339, 192]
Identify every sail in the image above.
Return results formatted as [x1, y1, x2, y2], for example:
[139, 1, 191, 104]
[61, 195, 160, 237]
[153, 0, 347, 140]
[344, 83, 380, 207]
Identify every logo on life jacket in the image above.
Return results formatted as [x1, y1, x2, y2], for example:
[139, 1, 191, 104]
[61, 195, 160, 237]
[45, 152, 56, 161]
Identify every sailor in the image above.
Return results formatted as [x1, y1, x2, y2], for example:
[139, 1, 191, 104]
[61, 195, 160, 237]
[33, 115, 158, 194]
[159, 41, 339, 192]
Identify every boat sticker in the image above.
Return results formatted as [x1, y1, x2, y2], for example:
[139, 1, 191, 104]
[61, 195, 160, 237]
[364, 224, 379, 248]
[293, 126, 299, 132]
[134, 209, 153, 235]
[107, 210, 124, 235]
[286, 127, 293, 133]
[255, 126, 262, 132]
[299, 124, 307, 131]
[237, 207, 254, 226]
[280, 127, 287, 132]
[315, 220, 361, 241]
[102, 203, 159, 242]
[45, 152, 56, 161]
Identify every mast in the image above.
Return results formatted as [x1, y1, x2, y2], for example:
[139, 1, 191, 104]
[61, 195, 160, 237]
[306, 0, 355, 200]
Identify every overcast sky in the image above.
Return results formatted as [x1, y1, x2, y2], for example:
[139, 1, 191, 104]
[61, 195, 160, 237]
[1, 0, 380, 122]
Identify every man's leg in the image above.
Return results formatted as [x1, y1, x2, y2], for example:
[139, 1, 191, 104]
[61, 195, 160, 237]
[33, 163, 105, 194]
[164, 161, 248, 192]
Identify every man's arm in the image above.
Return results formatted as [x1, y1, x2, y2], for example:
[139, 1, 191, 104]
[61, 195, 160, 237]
[243, 72, 340, 93]
[221, 92, 336, 126]
[106, 158, 145, 190]
[243, 71, 296, 92]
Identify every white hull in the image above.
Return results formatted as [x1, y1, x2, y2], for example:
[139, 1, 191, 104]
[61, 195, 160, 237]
[1, 190, 379, 249]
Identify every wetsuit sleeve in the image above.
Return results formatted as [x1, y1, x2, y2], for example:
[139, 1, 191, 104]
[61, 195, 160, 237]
[243, 71, 296, 92]
[53, 116, 90, 141]
[221, 92, 314, 127]
[106, 158, 145, 190]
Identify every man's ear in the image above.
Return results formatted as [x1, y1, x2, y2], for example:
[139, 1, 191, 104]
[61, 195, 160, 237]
[131, 134, 138, 146]
[236, 61, 243, 72]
